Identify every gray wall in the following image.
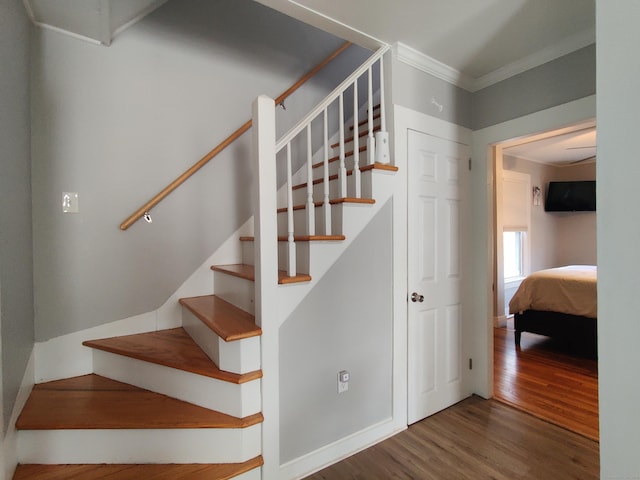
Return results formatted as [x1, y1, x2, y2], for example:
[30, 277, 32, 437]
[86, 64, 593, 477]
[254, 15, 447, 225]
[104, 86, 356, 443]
[30, 0, 369, 341]
[280, 201, 392, 463]
[503, 156, 596, 270]
[0, 0, 34, 431]
[473, 44, 595, 130]
[596, 1, 640, 476]
[392, 57, 472, 128]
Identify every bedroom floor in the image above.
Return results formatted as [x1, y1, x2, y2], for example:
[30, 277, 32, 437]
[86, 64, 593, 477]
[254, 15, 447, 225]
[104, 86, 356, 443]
[494, 319, 599, 441]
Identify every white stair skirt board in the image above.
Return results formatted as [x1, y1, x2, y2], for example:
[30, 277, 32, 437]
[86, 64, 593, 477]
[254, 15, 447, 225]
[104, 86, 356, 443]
[213, 271, 255, 315]
[17, 425, 261, 464]
[92, 350, 261, 418]
[182, 308, 261, 375]
[274, 197, 396, 328]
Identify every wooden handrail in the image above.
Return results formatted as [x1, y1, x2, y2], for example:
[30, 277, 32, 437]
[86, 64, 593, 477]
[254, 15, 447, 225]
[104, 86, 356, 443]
[120, 41, 352, 230]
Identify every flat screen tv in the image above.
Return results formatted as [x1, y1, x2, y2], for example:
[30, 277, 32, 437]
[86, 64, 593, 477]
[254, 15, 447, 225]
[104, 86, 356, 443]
[545, 181, 596, 212]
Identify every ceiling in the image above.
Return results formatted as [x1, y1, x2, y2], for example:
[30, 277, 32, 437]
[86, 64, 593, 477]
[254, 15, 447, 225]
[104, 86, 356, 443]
[256, 0, 595, 90]
[503, 127, 596, 166]
[26, 0, 596, 163]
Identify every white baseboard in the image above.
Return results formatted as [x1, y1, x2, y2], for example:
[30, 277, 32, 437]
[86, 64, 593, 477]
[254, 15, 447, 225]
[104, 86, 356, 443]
[495, 315, 507, 328]
[279, 418, 405, 480]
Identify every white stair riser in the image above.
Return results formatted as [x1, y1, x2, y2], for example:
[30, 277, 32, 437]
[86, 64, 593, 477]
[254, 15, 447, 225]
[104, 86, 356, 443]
[92, 350, 261, 418]
[182, 309, 261, 375]
[214, 271, 255, 315]
[277, 241, 310, 274]
[277, 206, 336, 237]
[241, 240, 254, 266]
[17, 425, 261, 464]
[290, 168, 375, 208]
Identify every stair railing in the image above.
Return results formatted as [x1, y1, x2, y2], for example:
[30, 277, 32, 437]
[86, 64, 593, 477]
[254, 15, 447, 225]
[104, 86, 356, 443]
[272, 45, 389, 277]
[119, 41, 352, 231]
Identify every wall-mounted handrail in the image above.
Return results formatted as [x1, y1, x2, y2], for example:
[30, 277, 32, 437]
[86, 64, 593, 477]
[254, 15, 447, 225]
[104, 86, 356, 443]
[119, 41, 352, 230]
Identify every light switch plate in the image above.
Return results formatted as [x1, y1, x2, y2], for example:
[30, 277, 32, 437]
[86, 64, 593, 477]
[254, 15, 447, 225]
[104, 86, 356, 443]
[62, 192, 79, 213]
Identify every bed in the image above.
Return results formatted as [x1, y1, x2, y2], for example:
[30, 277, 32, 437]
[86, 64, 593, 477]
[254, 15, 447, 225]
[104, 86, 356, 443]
[508, 265, 597, 358]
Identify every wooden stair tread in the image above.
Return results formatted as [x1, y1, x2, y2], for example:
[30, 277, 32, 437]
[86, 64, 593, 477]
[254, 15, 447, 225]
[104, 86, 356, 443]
[330, 125, 380, 149]
[276, 198, 375, 213]
[212, 264, 311, 284]
[350, 112, 381, 130]
[179, 295, 260, 341]
[16, 374, 263, 430]
[240, 235, 346, 242]
[293, 163, 397, 191]
[82, 328, 261, 384]
[13, 456, 263, 480]
[312, 145, 367, 169]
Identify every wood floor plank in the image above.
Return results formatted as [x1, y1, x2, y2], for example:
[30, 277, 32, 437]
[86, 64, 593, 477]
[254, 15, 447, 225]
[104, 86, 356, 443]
[13, 456, 263, 480]
[83, 328, 262, 384]
[304, 396, 599, 480]
[493, 325, 599, 441]
[16, 374, 263, 430]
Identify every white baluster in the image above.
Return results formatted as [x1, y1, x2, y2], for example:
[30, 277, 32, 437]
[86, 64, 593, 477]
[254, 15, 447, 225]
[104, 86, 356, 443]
[305, 124, 315, 236]
[352, 79, 361, 198]
[286, 143, 296, 276]
[338, 93, 347, 198]
[367, 66, 375, 165]
[379, 56, 386, 132]
[323, 108, 331, 235]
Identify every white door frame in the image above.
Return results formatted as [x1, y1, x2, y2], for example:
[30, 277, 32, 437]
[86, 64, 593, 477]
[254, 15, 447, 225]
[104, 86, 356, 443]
[470, 95, 596, 398]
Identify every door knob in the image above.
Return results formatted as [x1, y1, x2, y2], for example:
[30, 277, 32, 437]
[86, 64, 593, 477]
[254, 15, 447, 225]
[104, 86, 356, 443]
[411, 292, 424, 303]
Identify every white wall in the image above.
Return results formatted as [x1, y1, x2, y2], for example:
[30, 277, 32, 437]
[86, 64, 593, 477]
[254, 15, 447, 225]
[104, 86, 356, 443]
[596, 1, 640, 477]
[503, 156, 596, 269]
[30, 0, 369, 342]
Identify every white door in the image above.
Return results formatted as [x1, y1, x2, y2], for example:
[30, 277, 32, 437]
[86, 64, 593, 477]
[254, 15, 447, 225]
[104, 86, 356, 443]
[407, 129, 469, 424]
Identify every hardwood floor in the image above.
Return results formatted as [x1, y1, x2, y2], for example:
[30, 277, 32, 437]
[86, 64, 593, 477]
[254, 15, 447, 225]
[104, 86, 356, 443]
[493, 324, 599, 441]
[306, 325, 600, 479]
[305, 395, 599, 479]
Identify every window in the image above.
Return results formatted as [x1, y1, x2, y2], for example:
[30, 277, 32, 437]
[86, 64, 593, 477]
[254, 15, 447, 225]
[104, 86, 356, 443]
[503, 230, 525, 280]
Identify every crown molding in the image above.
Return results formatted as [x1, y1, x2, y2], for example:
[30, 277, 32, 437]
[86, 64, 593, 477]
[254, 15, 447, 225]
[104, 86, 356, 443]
[395, 26, 595, 93]
[472, 27, 596, 91]
[395, 42, 475, 92]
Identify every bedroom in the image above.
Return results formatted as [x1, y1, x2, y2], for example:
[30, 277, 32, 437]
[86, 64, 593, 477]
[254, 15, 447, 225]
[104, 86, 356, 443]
[492, 124, 598, 439]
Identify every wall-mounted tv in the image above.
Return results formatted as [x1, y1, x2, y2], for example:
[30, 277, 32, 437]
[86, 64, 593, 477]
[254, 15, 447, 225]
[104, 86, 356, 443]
[545, 181, 596, 212]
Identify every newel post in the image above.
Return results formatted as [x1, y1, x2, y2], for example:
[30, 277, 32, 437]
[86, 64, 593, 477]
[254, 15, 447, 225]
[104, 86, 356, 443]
[252, 95, 280, 477]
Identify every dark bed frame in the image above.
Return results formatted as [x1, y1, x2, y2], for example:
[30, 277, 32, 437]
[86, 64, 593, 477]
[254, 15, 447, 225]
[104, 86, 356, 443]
[514, 309, 597, 359]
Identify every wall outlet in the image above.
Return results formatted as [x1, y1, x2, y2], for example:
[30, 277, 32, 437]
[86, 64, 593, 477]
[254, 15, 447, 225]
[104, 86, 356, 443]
[337, 370, 349, 393]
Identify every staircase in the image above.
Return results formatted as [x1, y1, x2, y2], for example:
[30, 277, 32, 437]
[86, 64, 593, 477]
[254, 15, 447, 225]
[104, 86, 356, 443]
[12, 47, 393, 480]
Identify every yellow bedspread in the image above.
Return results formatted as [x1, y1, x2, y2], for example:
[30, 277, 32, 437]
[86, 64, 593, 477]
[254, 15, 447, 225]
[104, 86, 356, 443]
[508, 265, 597, 319]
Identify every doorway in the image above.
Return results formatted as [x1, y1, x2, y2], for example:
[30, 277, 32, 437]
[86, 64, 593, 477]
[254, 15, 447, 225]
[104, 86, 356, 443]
[491, 123, 599, 440]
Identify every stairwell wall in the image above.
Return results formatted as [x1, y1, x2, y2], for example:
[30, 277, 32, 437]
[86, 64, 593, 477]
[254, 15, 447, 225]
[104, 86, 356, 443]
[279, 201, 393, 465]
[0, 0, 34, 436]
[30, 0, 369, 342]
